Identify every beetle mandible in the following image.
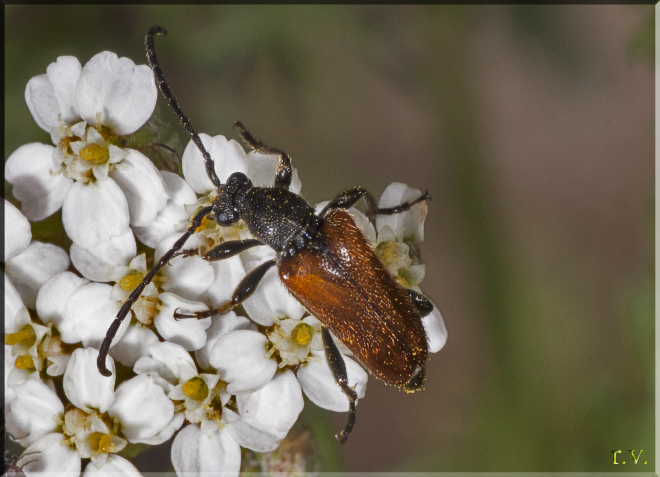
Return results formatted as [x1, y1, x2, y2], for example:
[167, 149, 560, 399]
[97, 25, 436, 444]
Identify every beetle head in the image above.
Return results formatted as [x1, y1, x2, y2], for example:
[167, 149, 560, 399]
[213, 172, 252, 226]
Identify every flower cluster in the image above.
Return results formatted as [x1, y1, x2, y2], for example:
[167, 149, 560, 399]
[4, 49, 447, 476]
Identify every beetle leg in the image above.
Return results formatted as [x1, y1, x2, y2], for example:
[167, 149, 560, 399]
[202, 239, 264, 261]
[407, 289, 434, 317]
[174, 259, 276, 319]
[318, 186, 369, 217]
[233, 121, 292, 190]
[171, 248, 200, 259]
[366, 191, 430, 217]
[318, 186, 430, 218]
[97, 205, 214, 377]
[174, 239, 264, 260]
[321, 327, 358, 444]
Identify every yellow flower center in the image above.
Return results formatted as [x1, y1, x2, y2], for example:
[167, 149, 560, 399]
[182, 377, 209, 402]
[291, 323, 313, 346]
[59, 135, 81, 155]
[80, 143, 110, 165]
[206, 394, 224, 423]
[5, 326, 36, 347]
[15, 355, 35, 370]
[376, 242, 398, 265]
[88, 432, 115, 455]
[195, 215, 210, 233]
[120, 271, 144, 292]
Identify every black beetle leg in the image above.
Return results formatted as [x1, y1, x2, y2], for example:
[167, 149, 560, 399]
[174, 259, 276, 319]
[321, 327, 358, 444]
[407, 289, 434, 318]
[366, 191, 430, 218]
[202, 239, 264, 261]
[233, 121, 292, 191]
[171, 248, 200, 259]
[318, 186, 430, 219]
[318, 186, 369, 217]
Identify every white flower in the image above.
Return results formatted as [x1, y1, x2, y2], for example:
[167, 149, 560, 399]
[133, 171, 198, 248]
[246, 151, 302, 194]
[5, 272, 69, 389]
[240, 246, 306, 327]
[47, 245, 214, 366]
[171, 422, 241, 477]
[194, 311, 255, 372]
[70, 230, 137, 283]
[5, 51, 168, 249]
[10, 348, 173, 475]
[226, 369, 304, 453]
[134, 342, 242, 475]
[203, 311, 367, 425]
[4, 228, 70, 309]
[375, 182, 428, 242]
[4, 199, 32, 262]
[182, 134, 248, 195]
[422, 303, 448, 353]
[209, 329, 278, 395]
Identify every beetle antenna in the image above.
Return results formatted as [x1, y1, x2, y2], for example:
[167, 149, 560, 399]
[145, 26, 221, 188]
[97, 205, 213, 376]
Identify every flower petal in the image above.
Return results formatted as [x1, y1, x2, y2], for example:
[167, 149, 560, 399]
[5, 345, 17, 407]
[375, 182, 428, 242]
[83, 454, 141, 477]
[25, 73, 60, 132]
[6, 379, 64, 447]
[204, 255, 246, 308]
[5, 143, 73, 221]
[76, 51, 157, 135]
[246, 151, 302, 194]
[297, 351, 368, 412]
[63, 348, 115, 414]
[154, 292, 211, 351]
[36, 271, 87, 341]
[194, 312, 253, 371]
[171, 424, 241, 477]
[242, 248, 306, 326]
[182, 134, 248, 195]
[109, 148, 169, 227]
[422, 303, 448, 353]
[109, 324, 159, 368]
[134, 411, 185, 446]
[5, 241, 70, 309]
[63, 282, 127, 347]
[134, 341, 198, 385]
[156, 233, 215, 301]
[70, 230, 136, 282]
[19, 432, 81, 477]
[62, 177, 130, 248]
[5, 272, 27, 331]
[46, 55, 83, 125]
[226, 419, 282, 453]
[108, 374, 175, 443]
[4, 200, 32, 262]
[229, 369, 304, 452]
[209, 330, 277, 395]
[132, 171, 197, 248]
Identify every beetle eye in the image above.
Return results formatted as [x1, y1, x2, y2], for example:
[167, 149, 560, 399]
[215, 210, 236, 226]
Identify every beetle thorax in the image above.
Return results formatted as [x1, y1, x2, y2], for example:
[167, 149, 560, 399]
[239, 187, 318, 253]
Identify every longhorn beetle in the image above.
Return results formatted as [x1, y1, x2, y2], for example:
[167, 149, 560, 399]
[97, 26, 435, 444]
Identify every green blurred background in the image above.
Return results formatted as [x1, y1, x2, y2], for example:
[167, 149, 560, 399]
[5, 5, 654, 473]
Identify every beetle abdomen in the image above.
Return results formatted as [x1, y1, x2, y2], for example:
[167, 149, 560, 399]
[279, 209, 428, 390]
